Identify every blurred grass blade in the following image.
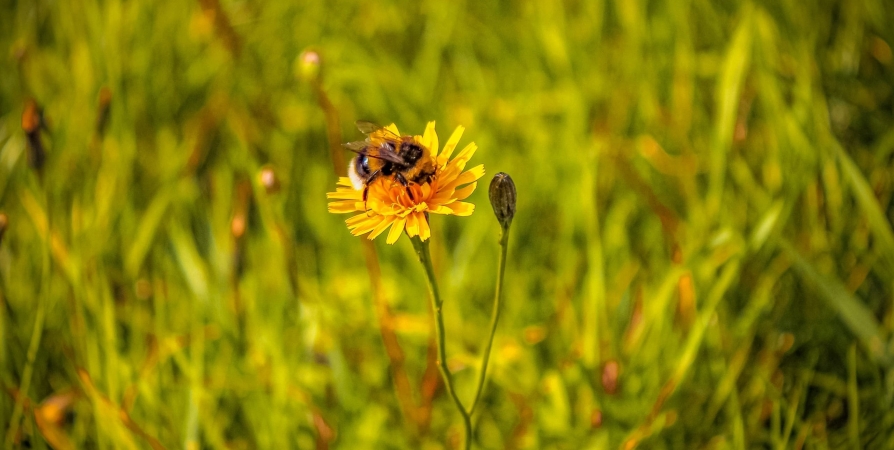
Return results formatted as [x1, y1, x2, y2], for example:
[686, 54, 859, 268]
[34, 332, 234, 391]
[749, 200, 783, 251]
[667, 259, 739, 400]
[582, 144, 605, 368]
[835, 143, 894, 275]
[781, 240, 887, 363]
[540, 371, 570, 434]
[848, 344, 861, 448]
[19, 188, 79, 283]
[125, 187, 173, 277]
[708, 5, 752, 216]
[77, 369, 163, 450]
[169, 221, 211, 303]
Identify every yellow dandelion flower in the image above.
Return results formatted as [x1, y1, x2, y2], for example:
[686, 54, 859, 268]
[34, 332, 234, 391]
[327, 121, 485, 244]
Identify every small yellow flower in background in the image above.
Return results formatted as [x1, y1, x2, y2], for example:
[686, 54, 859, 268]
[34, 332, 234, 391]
[327, 122, 485, 244]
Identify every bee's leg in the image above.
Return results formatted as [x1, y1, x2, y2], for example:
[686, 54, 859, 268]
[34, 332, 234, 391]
[415, 167, 436, 186]
[395, 173, 414, 200]
[362, 184, 372, 213]
[363, 170, 382, 205]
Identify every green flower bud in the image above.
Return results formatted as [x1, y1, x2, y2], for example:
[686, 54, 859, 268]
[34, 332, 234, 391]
[488, 172, 516, 230]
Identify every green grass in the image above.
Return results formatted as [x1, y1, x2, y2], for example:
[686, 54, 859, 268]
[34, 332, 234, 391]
[2, 0, 894, 448]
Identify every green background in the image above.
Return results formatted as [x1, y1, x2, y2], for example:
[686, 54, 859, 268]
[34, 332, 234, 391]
[2, 0, 894, 448]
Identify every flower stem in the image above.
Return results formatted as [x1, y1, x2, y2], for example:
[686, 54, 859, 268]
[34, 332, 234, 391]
[469, 225, 510, 414]
[411, 237, 472, 450]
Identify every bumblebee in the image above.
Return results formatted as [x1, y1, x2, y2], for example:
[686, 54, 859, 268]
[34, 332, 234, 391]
[345, 121, 437, 201]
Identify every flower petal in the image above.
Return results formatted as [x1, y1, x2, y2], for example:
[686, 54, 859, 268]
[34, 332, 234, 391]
[348, 214, 384, 236]
[439, 126, 464, 162]
[385, 123, 400, 136]
[327, 189, 363, 200]
[452, 182, 477, 201]
[337, 177, 355, 188]
[418, 214, 431, 241]
[429, 191, 456, 206]
[368, 216, 396, 240]
[427, 204, 455, 215]
[346, 213, 373, 226]
[437, 153, 480, 188]
[386, 217, 407, 244]
[443, 165, 485, 191]
[420, 182, 433, 200]
[446, 142, 477, 171]
[436, 165, 462, 186]
[421, 121, 438, 156]
[329, 200, 364, 213]
[405, 213, 420, 237]
[445, 201, 475, 216]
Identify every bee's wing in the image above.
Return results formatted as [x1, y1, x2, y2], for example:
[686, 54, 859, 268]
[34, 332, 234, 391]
[356, 120, 401, 140]
[342, 141, 369, 152]
[343, 140, 405, 164]
[355, 120, 383, 134]
[372, 149, 405, 164]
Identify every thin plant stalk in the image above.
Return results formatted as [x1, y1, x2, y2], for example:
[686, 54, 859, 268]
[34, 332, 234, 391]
[469, 225, 509, 413]
[411, 237, 473, 450]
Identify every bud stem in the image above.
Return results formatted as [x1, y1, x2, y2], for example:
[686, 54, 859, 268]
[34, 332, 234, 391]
[469, 223, 510, 414]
